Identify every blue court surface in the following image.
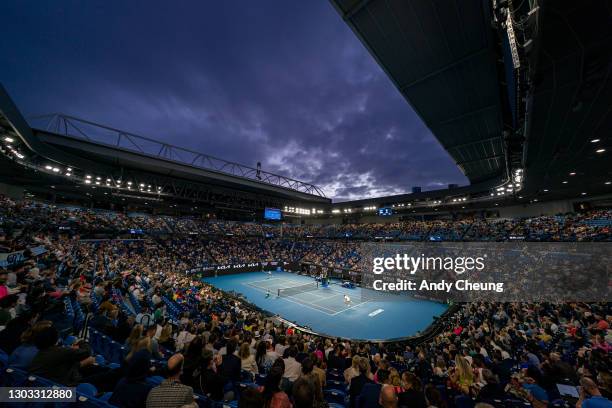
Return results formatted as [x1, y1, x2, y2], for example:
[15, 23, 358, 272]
[203, 271, 447, 340]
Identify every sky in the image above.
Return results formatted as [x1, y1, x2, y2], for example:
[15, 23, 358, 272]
[0, 1, 466, 202]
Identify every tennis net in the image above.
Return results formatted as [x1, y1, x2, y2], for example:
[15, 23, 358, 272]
[277, 281, 319, 297]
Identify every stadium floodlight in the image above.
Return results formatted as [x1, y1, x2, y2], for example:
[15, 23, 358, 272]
[4, 136, 14, 143]
[45, 165, 53, 170]
[52, 167, 60, 172]
[85, 180, 91, 184]
[562, 181, 568, 184]
[605, 181, 611, 185]
[596, 148, 606, 153]
[106, 178, 111, 182]
[591, 139, 600, 143]
[543, 189, 548, 192]
[332, 209, 340, 213]
[95, 181, 100, 185]
[581, 192, 587, 195]
[569, 172, 576, 176]
[96, 176, 101, 180]
[139, 183, 145, 187]
[66, 167, 72, 172]
[86, 175, 92, 179]
[127, 181, 133, 185]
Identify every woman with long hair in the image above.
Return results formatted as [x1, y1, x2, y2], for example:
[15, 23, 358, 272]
[125, 336, 151, 363]
[451, 355, 474, 394]
[125, 324, 143, 349]
[239, 341, 258, 376]
[158, 323, 175, 351]
[255, 340, 268, 373]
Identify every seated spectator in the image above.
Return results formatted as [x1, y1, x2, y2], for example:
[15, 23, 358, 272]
[109, 350, 154, 408]
[193, 350, 225, 401]
[8, 320, 52, 369]
[577, 377, 612, 408]
[398, 372, 426, 408]
[380, 384, 399, 408]
[0, 294, 17, 327]
[476, 369, 506, 402]
[424, 384, 446, 408]
[0, 310, 37, 354]
[28, 325, 95, 386]
[146, 353, 196, 408]
[450, 355, 474, 394]
[359, 368, 389, 408]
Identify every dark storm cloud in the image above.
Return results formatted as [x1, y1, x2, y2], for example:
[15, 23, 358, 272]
[0, 0, 466, 201]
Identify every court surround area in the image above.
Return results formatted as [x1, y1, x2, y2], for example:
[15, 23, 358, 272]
[203, 270, 447, 340]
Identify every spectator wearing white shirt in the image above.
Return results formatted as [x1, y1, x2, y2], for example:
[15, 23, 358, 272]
[282, 347, 302, 383]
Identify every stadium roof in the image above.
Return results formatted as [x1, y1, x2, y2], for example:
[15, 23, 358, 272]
[330, 0, 509, 185]
[520, 0, 612, 198]
[330, 0, 611, 208]
[0, 84, 330, 215]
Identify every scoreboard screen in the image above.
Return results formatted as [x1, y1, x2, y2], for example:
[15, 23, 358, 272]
[378, 207, 393, 216]
[264, 207, 282, 220]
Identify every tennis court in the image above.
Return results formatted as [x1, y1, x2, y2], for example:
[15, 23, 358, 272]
[203, 270, 447, 340]
[246, 276, 370, 315]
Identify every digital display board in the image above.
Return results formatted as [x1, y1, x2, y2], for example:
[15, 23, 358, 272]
[264, 207, 282, 220]
[378, 207, 393, 216]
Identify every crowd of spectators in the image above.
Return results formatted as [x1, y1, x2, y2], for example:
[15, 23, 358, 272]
[0, 196, 610, 408]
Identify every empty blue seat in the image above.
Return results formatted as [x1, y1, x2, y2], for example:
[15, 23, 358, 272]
[324, 389, 347, 405]
[326, 379, 346, 391]
[77, 382, 98, 397]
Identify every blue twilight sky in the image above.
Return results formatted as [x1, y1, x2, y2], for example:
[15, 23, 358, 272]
[0, 1, 467, 201]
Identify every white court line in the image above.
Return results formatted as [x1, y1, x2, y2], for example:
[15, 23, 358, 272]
[243, 281, 338, 315]
[331, 299, 371, 316]
[248, 277, 284, 284]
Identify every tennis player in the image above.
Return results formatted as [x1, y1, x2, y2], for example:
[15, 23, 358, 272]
[344, 294, 351, 306]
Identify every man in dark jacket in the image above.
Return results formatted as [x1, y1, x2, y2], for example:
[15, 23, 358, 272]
[349, 357, 374, 408]
[219, 340, 241, 385]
